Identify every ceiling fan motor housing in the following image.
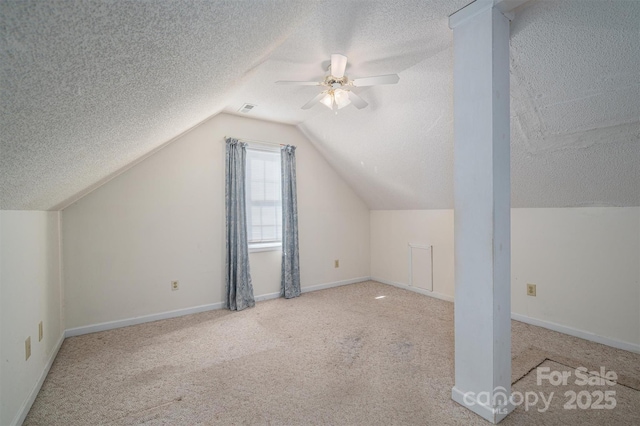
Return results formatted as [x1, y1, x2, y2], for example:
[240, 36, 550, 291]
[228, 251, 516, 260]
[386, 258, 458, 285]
[324, 75, 348, 88]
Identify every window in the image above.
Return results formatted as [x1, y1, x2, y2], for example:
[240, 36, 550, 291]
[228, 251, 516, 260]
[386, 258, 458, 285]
[245, 147, 282, 251]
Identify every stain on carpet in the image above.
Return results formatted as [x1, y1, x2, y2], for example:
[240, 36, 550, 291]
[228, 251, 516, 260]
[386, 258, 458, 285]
[391, 341, 414, 359]
[338, 335, 364, 364]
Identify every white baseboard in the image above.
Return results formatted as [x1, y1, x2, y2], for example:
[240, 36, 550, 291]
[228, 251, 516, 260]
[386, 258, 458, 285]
[12, 333, 65, 426]
[65, 302, 225, 337]
[372, 277, 455, 303]
[451, 386, 513, 424]
[255, 277, 371, 302]
[65, 281, 640, 354]
[254, 291, 281, 302]
[371, 278, 639, 354]
[301, 276, 371, 294]
[64, 277, 371, 338]
[510, 313, 640, 354]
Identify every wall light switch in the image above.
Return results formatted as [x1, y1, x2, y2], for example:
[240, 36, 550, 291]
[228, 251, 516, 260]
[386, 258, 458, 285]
[527, 283, 536, 297]
[334, 260, 339, 268]
[39, 321, 43, 342]
[25, 337, 31, 360]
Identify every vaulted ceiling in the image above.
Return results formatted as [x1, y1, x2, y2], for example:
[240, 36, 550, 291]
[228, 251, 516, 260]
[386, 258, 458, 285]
[1, 0, 638, 211]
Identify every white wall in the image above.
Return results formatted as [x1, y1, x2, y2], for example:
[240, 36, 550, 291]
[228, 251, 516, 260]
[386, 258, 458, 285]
[62, 113, 370, 329]
[510, 208, 639, 346]
[371, 208, 640, 348]
[0, 211, 63, 426]
[370, 210, 455, 299]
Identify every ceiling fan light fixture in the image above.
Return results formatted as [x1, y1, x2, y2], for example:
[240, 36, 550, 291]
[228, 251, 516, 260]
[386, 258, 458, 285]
[334, 89, 351, 109]
[319, 90, 351, 111]
[320, 92, 333, 109]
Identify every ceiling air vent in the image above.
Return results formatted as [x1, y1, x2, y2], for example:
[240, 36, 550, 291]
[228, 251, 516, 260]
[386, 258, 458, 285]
[238, 103, 256, 114]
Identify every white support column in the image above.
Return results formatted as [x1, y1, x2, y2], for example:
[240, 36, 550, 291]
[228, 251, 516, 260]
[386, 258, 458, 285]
[449, 0, 512, 424]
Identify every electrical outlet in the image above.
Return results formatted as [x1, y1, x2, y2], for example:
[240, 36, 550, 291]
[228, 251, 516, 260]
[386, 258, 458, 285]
[527, 283, 536, 297]
[25, 337, 31, 360]
[171, 280, 179, 291]
[334, 259, 339, 268]
[39, 321, 43, 342]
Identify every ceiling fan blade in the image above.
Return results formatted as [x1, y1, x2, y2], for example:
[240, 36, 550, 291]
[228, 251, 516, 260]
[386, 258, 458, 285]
[301, 92, 327, 110]
[347, 91, 368, 109]
[331, 54, 348, 78]
[275, 80, 322, 86]
[351, 74, 400, 87]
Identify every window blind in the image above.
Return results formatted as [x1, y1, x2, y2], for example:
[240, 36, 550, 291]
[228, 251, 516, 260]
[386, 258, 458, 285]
[245, 148, 282, 244]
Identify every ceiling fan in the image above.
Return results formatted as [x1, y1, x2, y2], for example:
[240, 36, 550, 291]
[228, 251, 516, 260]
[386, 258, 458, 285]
[276, 54, 400, 111]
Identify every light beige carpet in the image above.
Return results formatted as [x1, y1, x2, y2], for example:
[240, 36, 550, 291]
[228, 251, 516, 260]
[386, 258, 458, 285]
[25, 281, 640, 425]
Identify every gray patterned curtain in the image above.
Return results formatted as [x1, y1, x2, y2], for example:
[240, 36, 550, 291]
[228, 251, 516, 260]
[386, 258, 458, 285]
[281, 145, 301, 298]
[225, 138, 255, 311]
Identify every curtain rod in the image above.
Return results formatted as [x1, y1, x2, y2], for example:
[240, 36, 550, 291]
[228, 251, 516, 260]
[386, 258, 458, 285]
[224, 136, 294, 148]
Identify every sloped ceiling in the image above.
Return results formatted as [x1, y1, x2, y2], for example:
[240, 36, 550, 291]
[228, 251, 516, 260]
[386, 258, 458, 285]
[1, 0, 638, 211]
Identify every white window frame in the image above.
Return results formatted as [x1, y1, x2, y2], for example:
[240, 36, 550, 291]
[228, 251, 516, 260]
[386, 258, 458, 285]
[245, 144, 282, 253]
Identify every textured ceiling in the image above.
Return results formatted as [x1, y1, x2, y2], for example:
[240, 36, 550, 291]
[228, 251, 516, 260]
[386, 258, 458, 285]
[1, 0, 638, 210]
[0, 0, 317, 210]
